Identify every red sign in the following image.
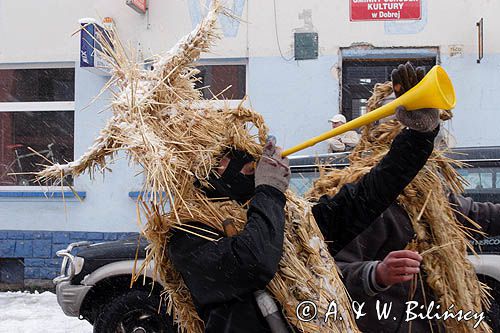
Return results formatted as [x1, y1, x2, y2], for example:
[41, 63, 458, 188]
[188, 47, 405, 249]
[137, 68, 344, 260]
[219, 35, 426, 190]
[350, 0, 421, 21]
[126, 0, 147, 14]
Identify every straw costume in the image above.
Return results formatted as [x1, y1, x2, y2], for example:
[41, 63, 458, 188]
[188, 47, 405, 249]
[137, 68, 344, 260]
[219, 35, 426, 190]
[307, 80, 497, 333]
[37, 3, 360, 332]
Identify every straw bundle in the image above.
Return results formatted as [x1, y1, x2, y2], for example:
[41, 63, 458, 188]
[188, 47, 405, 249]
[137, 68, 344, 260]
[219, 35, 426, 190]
[307, 82, 491, 333]
[38, 3, 360, 332]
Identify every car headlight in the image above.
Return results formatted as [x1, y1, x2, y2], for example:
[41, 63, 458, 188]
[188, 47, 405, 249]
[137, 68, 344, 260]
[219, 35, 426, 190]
[73, 256, 85, 275]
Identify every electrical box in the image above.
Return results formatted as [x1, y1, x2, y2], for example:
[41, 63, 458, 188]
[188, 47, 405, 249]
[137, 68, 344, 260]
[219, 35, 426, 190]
[294, 32, 318, 60]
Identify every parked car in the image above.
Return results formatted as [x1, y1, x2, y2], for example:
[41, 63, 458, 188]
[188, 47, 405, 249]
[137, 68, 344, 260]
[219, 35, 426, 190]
[54, 147, 500, 332]
[53, 238, 175, 333]
[288, 146, 500, 202]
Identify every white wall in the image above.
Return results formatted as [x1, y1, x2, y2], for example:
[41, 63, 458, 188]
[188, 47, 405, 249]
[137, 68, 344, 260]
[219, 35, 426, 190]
[0, 0, 499, 232]
[1, 0, 496, 147]
[1, 1, 498, 60]
[0, 0, 249, 63]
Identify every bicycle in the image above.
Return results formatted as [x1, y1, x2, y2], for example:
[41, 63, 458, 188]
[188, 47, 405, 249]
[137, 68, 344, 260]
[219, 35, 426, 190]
[0, 143, 58, 186]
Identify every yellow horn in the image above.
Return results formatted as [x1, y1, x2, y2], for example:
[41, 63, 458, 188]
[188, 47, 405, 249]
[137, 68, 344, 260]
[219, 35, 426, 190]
[281, 65, 456, 157]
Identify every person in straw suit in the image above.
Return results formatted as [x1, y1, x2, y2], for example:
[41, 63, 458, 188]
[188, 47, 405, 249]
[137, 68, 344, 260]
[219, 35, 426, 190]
[310, 63, 500, 333]
[168, 62, 441, 333]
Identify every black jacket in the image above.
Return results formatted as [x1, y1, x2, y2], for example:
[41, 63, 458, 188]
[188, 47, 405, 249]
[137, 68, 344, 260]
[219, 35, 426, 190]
[169, 185, 286, 333]
[312, 127, 438, 256]
[169, 128, 437, 333]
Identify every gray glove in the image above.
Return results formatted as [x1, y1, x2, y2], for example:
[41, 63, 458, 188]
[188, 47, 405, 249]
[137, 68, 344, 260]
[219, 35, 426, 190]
[392, 61, 440, 132]
[255, 138, 291, 193]
[396, 106, 440, 132]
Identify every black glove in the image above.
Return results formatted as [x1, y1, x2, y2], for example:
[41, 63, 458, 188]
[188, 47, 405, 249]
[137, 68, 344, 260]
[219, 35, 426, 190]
[391, 61, 426, 98]
[391, 62, 440, 132]
[255, 138, 290, 193]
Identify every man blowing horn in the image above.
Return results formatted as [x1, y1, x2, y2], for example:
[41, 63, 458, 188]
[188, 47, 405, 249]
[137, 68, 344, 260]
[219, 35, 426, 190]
[167, 62, 441, 332]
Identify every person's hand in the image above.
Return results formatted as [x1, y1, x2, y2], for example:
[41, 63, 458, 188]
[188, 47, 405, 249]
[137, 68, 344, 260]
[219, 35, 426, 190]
[375, 250, 422, 287]
[391, 62, 440, 132]
[255, 138, 290, 193]
[391, 61, 425, 98]
[327, 138, 345, 153]
[327, 138, 342, 144]
[395, 106, 440, 132]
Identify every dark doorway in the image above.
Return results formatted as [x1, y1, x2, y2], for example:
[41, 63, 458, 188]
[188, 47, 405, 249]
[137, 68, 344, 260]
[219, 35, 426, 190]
[341, 58, 436, 121]
[0, 258, 24, 289]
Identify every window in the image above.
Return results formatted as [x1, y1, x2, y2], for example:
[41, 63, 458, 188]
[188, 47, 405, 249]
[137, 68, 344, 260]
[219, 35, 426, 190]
[351, 98, 368, 118]
[194, 64, 246, 100]
[0, 68, 74, 102]
[457, 168, 499, 190]
[341, 58, 436, 121]
[0, 66, 74, 187]
[290, 171, 318, 197]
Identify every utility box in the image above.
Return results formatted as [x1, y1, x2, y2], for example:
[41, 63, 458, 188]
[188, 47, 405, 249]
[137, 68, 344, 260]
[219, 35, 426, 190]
[294, 32, 318, 60]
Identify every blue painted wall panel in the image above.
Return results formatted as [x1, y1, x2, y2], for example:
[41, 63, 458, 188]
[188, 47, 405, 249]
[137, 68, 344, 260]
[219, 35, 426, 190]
[14, 240, 33, 257]
[32, 240, 52, 258]
[0, 230, 138, 282]
[0, 241, 16, 257]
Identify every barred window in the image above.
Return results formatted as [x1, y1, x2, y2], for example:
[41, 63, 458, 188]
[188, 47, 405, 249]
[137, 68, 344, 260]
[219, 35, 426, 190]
[194, 64, 246, 100]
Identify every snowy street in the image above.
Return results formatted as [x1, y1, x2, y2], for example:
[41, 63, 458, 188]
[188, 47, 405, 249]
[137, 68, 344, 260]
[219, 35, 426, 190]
[0, 291, 92, 333]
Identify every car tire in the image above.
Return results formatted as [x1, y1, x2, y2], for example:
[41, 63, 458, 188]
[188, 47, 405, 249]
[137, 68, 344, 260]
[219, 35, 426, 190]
[487, 295, 500, 333]
[93, 289, 175, 333]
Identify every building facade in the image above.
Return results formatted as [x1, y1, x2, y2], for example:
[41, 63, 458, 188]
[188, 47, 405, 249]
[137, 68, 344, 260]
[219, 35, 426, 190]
[0, 0, 498, 285]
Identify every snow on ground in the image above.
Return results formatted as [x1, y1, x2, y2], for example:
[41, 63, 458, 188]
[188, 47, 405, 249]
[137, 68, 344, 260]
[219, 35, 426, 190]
[0, 291, 92, 333]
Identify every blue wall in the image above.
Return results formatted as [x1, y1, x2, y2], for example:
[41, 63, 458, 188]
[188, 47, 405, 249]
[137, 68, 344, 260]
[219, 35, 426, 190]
[0, 230, 136, 281]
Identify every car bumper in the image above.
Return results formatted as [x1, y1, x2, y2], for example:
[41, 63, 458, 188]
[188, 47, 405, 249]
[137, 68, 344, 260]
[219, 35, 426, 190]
[468, 254, 500, 281]
[56, 280, 92, 317]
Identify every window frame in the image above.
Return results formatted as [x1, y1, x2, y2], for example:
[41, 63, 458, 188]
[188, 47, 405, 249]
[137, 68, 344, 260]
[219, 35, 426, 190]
[193, 58, 248, 109]
[0, 62, 75, 191]
[339, 48, 438, 121]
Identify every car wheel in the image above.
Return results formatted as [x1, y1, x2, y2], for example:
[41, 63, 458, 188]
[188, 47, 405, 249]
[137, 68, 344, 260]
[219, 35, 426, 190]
[486, 296, 500, 333]
[93, 289, 175, 333]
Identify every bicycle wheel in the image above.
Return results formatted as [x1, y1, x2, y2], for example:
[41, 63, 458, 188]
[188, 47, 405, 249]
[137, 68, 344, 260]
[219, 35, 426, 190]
[0, 163, 17, 185]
